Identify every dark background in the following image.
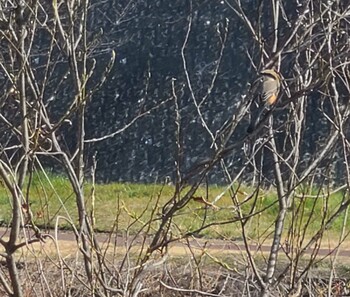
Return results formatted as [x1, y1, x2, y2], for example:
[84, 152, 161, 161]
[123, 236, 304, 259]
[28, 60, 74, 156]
[83, 0, 253, 183]
[75, 0, 342, 184]
[1, 0, 346, 184]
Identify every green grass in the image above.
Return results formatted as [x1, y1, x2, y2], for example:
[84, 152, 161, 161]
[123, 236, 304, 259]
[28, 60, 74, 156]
[0, 172, 348, 241]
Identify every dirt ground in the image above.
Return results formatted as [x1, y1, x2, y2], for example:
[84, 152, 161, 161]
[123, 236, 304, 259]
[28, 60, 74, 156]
[1, 227, 350, 260]
[1, 228, 350, 296]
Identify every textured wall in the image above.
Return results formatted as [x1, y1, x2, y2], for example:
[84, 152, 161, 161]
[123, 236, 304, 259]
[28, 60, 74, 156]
[1, 0, 346, 184]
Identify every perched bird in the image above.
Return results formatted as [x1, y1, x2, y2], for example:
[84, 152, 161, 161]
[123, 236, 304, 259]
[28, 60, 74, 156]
[247, 69, 281, 133]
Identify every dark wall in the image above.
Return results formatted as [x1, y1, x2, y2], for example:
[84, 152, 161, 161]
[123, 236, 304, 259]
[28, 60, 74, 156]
[79, 0, 345, 184]
[82, 0, 254, 183]
[1, 0, 346, 184]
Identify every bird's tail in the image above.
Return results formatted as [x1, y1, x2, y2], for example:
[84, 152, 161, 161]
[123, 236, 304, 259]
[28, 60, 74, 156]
[247, 107, 267, 134]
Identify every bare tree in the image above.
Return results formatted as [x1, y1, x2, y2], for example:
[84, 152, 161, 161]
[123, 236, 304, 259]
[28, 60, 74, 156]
[0, 0, 115, 295]
[0, 0, 350, 296]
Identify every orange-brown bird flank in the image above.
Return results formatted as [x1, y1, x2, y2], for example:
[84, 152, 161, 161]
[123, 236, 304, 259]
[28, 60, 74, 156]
[266, 93, 277, 105]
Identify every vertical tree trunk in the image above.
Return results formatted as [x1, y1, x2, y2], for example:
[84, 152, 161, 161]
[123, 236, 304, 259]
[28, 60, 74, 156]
[17, 0, 29, 189]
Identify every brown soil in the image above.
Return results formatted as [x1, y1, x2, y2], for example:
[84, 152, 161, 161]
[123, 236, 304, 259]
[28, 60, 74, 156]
[1, 227, 350, 260]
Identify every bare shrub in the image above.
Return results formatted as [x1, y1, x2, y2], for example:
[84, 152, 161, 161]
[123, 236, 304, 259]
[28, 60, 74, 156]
[0, 1, 349, 296]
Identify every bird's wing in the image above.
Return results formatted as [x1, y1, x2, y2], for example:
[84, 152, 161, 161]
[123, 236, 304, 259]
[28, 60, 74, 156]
[261, 77, 279, 104]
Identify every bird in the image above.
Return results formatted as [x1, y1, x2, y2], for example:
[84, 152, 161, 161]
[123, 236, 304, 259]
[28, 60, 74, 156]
[247, 69, 281, 133]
